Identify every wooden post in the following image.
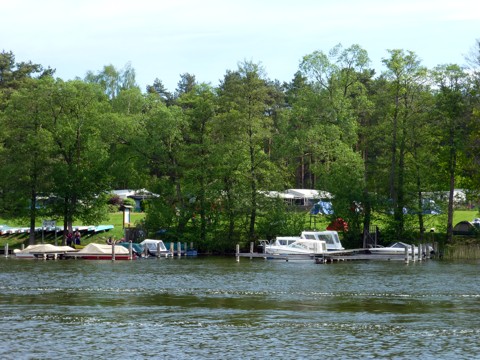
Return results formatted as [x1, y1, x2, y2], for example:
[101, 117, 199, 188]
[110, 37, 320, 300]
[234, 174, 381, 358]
[170, 242, 174, 257]
[129, 241, 133, 260]
[177, 241, 181, 257]
[143, 243, 148, 258]
[250, 242, 254, 260]
[4, 243, 8, 258]
[157, 242, 161, 258]
[411, 245, 415, 262]
[404, 246, 409, 264]
[236, 244, 240, 262]
[111, 242, 116, 261]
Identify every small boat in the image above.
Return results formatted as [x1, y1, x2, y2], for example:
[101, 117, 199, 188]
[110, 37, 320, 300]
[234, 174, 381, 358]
[14, 244, 76, 259]
[117, 242, 144, 257]
[66, 243, 133, 260]
[185, 249, 198, 256]
[139, 239, 171, 257]
[261, 230, 344, 256]
[263, 237, 327, 255]
[368, 242, 431, 255]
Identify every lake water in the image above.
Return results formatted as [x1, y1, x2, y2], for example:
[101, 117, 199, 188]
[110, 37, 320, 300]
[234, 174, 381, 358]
[0, 256, 479, 359]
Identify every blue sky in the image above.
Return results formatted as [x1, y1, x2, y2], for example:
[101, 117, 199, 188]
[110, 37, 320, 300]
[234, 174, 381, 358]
[1, 0, 479, 92]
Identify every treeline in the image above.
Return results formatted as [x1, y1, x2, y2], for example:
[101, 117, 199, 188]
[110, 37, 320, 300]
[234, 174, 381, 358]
[0, 42, 479, 251]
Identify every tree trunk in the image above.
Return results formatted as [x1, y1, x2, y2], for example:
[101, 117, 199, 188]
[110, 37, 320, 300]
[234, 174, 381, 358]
[447, 131, 456, 242]
[29, 185, 37, 245]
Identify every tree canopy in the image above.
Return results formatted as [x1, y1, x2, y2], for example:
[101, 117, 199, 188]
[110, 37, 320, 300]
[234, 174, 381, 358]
[0, 42, 479, 250]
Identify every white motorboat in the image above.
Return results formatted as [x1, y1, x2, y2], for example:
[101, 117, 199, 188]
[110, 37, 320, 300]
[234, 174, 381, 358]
[368, 242, 432, 255]
[263, 237, 327, 255]
[262, 230, 344, 255]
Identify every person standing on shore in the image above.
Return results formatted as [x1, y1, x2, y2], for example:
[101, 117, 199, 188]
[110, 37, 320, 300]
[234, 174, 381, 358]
[66, 232, 73, 247]
[74, 229, 81, 246]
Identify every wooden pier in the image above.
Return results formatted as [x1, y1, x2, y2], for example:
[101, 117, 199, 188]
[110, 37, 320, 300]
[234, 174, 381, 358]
[316, 253, 413, 263]
[236, 252, 316, 261]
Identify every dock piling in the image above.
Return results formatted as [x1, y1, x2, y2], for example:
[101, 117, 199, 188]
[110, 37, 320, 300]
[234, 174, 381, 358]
[111, 242, 115, 261]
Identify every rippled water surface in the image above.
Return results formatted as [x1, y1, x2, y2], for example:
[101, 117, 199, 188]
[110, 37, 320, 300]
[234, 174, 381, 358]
[1, 256, 479, 359]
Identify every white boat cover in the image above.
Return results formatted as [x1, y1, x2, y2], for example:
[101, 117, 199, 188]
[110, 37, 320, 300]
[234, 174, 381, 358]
[14, 244, 76, 254]
[77, 243, 129, 255]
[139, 239, 168, 252]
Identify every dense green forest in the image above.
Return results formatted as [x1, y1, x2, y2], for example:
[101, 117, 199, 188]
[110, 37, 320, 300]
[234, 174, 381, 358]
[1, 41, 479, 251]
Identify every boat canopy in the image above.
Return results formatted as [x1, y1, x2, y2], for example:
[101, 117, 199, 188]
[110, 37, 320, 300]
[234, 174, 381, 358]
[140, 239, 168, 252]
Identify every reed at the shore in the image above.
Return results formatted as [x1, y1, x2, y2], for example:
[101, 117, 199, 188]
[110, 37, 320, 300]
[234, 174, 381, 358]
[443, 244, 480, 260]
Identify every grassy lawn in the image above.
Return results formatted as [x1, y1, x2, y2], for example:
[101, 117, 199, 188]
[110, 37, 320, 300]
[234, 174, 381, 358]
[453, 210, 479, 224]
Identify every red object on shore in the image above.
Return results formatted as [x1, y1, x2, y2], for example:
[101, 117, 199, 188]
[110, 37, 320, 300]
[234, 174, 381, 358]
[327, 218, 348, 232]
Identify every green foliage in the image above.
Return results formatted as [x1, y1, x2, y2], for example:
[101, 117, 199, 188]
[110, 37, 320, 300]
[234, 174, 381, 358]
[1, 46, 480, 250]
[123, 198, 135, 207]
[256, 197, 307, 240]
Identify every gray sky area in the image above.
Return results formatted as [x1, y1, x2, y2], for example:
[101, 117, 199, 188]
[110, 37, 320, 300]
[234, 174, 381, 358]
[1, 0, 479, 92]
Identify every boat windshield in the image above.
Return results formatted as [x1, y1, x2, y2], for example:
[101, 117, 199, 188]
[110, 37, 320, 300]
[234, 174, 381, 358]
[391, 242, 409, 249]
[317, 234, 337, 245]
[276, 239, 296, 246]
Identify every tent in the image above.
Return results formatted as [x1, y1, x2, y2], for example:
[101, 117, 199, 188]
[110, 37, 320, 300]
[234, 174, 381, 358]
[453, 221, 477, 235]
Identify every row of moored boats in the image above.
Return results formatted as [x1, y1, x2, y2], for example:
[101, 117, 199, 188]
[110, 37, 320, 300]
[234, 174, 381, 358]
[260, 230, 432, 257]
[12, 239, 186, 260]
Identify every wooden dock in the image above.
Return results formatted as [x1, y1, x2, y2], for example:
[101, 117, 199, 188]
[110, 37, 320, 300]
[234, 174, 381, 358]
[316, 253, 411, 263]
[236, 252, 315, 261]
